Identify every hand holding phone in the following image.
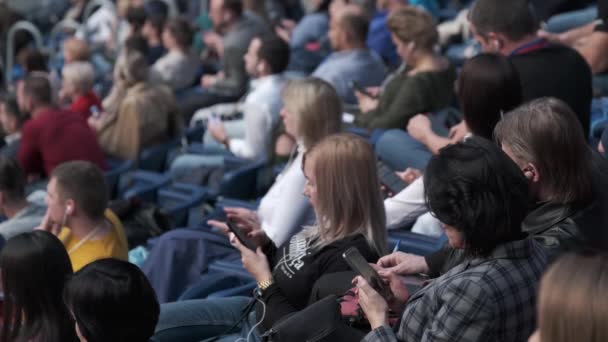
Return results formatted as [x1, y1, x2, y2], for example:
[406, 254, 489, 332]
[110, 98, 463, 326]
[349, 81, 379, 99]
[343, 247, 392, 299]
[377, 160, 408, 196]
[226, 219, 257, 251]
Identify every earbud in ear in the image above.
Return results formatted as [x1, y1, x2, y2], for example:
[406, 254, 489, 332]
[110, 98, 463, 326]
[407, 41, 416, 51]
[493, 39, 501, 50]
[66, 205, 73, 215]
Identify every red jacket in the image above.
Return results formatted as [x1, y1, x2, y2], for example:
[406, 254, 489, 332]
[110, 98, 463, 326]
[17, 108, 107, 177]
[69, 91, 103, 120]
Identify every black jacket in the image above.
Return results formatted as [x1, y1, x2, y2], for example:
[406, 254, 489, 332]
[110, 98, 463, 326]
[426, 154, 608, 276]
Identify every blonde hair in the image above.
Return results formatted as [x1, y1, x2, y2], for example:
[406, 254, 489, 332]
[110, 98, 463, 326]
[387, 6, 438, 51]
[536, 252, 608, 342]
[281, 78, 342, 149]
[62, 62, 95, 94]
[303, 133, 387, 256]
[63, 38, 90, 62]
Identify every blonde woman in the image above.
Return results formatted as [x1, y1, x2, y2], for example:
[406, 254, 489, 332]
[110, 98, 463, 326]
[142, 78, 343, 303]
[529, 252, 608, 342]
[88, 50, 182, 160]
[153, 133, 387, 341]
[213, 77, 344, 247]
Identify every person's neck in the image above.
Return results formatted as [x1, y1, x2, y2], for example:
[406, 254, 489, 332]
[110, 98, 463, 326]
[340, 42, 366, 52]
[409, 51, 444, 73]
[3, 198, 29, 219]
[69, 216, 107, 240]
[503, 34, 540, 56]
[31, 105, 54, 118]
[148, 36, 161, 47]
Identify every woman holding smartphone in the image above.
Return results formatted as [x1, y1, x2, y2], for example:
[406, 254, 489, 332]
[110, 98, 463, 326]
[356, 137, 547, 342]
[153, 133, 388, 341]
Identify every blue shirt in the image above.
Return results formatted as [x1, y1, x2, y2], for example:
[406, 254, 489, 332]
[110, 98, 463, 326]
[367, 11, 401, 68]
[312, 49, 387, 105]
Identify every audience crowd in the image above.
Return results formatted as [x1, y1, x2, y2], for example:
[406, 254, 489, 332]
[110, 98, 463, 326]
[0, 0, 607, 341]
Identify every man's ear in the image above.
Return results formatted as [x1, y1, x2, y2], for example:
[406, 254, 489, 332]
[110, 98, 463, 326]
[486, 32, 503, 51]
[65, 199, 76, 216]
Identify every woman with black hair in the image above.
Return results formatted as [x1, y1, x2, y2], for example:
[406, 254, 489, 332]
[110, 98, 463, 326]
[0, 231, 77, 342]
[64, 258, 160, 342]
[356, 137, 547, 342]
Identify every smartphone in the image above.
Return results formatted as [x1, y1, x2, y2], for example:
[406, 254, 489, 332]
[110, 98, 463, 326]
[343, 247, 391, 298]
[377, 160, 407, 196]
[89, 105, 101, 119]
[348, 81, 378, 99]
[226, 219, 257, 251]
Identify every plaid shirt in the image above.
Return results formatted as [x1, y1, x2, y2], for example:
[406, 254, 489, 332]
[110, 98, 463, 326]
[363, 238, 547, 342]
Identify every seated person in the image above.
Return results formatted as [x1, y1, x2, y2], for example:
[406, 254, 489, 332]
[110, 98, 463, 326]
[312, 11, 386, 106]
[64, 259, 160, 342]
[17, 74, 106, 180]
[90, 50, 182, 160]
[529, 251, 608, 342]
[357, 137, 547, 341]
[171, 34, 289, 176]
[143, 78, 341, 302]
[378, 53, 522, 172]
[60, 62, 103, 120]
[153, 133, 388, 341]
[0, 156, 46, 240]
[0, 93, 25, 158]
[38, 161, 128, 271]
[381, 53, 522, 231]
[179, 0, 268, 119]
[62, 38, 90, 64]
[0, 231, 78, 341]
[152, 17, 200, 91]
[387, 98, 608, 278]
[367, 0, 406, 69]
[468, 0, 593, 138]
[275, 0, 331, 73]
[142, 0, 169, 64]
[539, 0, 608, 75]
[355, 7, 455, 130]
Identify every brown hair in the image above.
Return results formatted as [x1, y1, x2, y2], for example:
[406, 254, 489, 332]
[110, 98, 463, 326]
[386, 6, 438, 51]
[536, 252, 608, 342]
[494, 98, 592, 204]
[63, 38, 90, 62]
[165, 17, 194, 48]
[51, 161, 108, 221]
[338, 13, 369, 46]
[303, 133, 387, 256]
[281, 78, 342, 149]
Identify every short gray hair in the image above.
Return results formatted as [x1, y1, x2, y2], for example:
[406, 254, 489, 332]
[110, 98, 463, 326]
[62, 62, 95, 93]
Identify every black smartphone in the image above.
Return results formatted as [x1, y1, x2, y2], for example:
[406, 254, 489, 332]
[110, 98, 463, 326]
[348, 81, 378, 99]
[343, 247, 391, 298]
[377, 160, 407, 196]
[226, 220, 257, 251]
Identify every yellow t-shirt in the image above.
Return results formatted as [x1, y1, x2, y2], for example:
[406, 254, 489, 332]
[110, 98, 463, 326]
[59, 209, 129, 272]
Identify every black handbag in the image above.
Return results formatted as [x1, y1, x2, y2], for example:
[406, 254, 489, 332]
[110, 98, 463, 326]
[261, 295, 342, 342]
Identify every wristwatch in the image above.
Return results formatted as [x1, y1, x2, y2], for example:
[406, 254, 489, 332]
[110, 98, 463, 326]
[257, 278, 274, 291]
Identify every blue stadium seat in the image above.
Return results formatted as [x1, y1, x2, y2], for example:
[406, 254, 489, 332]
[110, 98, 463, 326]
[157, 183, 209, 227]
[214, 158, 268, 200]
[117, 170, 172, 202]
[185, 124, 206, 144]
[138, 139, 180, 172]
[104, 158, 135, 199]
[387, 230, 447, 256]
